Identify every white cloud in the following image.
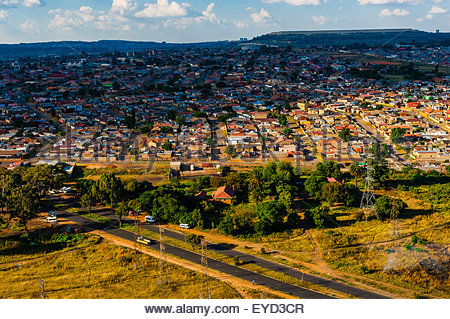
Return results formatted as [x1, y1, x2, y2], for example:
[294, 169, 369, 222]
[23, 0, 41, 7]
[358, 0, 420, 5]
[429, 5, 447, 14]
[234, 20, 249, 28]
[48, 6, 98, 31]
[80, 6, 93, 15]
[160, 2, 221, 29]
[379, 8, 410, 17]
[312, 15, 328, 24]
[416, 17, 423, 22]
[0, 0, 19, 7]
[0, 9, 7, 20]
[0, 0, 44, 7]
[20, 20, 35, 31]
[202, 3, 218, 23]
[135, 0, 187, 18]
[262, 0, 321, 5]
[425, 13, 433, 19]
[248, 7, 272, 24]
[111, 0, 137, 15]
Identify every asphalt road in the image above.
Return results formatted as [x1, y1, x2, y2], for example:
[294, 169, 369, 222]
[87, 204, 389, 299]
[48, 206, 332, 299]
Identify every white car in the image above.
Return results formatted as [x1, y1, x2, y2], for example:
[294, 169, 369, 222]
[45, 216, 57, 223]
[179, 223, 190, 229]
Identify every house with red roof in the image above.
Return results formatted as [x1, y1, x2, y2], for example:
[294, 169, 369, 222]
[212, 186, 235, 204]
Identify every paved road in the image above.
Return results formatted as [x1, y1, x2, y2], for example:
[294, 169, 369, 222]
[88, 204, 389, 299]
[48, 205, 332, 299]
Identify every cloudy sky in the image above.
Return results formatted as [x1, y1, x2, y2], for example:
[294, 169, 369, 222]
[0, 0, 448, 43]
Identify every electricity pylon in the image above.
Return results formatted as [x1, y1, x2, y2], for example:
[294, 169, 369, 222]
[360, 153, 377, 220]
[200, 239, 211, 299]
[158, 227, 171, 287]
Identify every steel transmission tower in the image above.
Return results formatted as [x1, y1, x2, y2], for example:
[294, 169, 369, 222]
[200, 239, 211, 299]
[158, 227, 171, 287]
[360, 153, 377, 220]
[390, 198, 400, 237]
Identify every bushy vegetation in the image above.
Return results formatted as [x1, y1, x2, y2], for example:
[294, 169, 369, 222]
[0, 165, 67, 232]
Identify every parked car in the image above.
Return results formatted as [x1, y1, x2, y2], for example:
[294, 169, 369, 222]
[179, 223, 190, 229]
[66, 226, 84, 233]
[145, 215, 156, 223]
[136, 236, 152, 245]
[45, 216, 57, 223]
[47, 212, 56, 217]
[61, 187, 72, 193]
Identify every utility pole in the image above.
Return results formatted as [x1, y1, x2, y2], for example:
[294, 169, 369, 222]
[200, 239, 211, 299]
[360, 153, 377, 220]
[39, 278, 46, 299]
[390, 199, 399, 238]
[158, 227, 170, 287]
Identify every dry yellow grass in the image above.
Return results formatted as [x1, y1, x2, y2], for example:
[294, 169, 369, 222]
[0, 241, 241, 299]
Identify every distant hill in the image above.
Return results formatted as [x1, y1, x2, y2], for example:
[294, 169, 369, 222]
[0, 40, 236, 59]
[249, 29, 450, 48]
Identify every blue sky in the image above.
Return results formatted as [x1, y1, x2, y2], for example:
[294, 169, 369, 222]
[0, 0, 448, 43]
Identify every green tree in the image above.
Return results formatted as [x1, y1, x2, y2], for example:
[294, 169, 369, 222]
[390, 127, 406, 144]
[278, 113, 287, 126]
[160, 126, 174, 134]
[7, 186, 40, 233]
[97, 173, 124, 206]
[278, 185, 294, 212]
[338, 128, 352, 142]
[80, 193, 95, 214]
[162, 142, 173, 151]
[254, 201, 286, 234]
[349, 162, 364, 187]
[248, 167, 265, 204]
[304, 175, 327, 200]
[308, 205, 330, 229]
[218, 114, 229, 123]
[321, 182, 345, 205]
[343, 183, 361, 207]
[167, 109, 178, 121]
[369, 143, 389, 186]
[22, 164, 66, 196]
[283, 127, 293, 136]
[375, 196, 407, 220]
[115, 202, 128, 227]
[185, 234, 204, 249]
[191, 209, 204, 228]
[316, 161, 342, 179]
[224, 145, 236, 158]
[193, 111, 207, 118]
[175, 116, 185, 126]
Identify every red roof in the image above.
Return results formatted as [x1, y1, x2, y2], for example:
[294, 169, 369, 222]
[212, 186, 235, 199]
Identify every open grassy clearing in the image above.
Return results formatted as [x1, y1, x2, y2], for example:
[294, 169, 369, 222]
[0, 236, 240, 299]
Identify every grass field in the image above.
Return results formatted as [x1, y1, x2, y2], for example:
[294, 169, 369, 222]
[0, 234, 240, 299]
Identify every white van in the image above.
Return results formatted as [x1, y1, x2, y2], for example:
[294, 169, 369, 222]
[179, 223, 190, 229]
[45, 216, 57, 223]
